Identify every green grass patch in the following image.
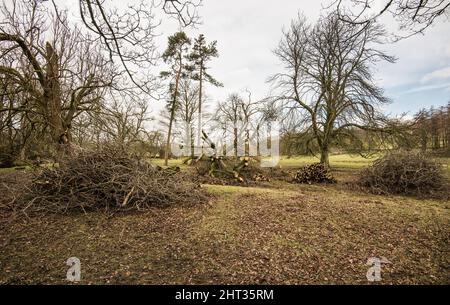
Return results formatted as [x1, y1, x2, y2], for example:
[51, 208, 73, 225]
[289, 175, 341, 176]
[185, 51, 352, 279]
[148, 158, 185, 168]
[277, 154, 378, 169]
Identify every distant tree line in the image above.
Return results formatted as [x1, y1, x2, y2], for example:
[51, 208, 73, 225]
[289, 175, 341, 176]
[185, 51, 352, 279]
[279, 101, 450, 157]
[1, 0, 448, 169]
[412, 103, 450, 152]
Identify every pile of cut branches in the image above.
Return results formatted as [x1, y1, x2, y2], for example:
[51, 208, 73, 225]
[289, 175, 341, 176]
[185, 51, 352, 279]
[186, 131, 280, 185]
[192, 155, 273, 186]
[356, 152, 449, 198]
[293, 163, 336, 184]
[0, 171, 33, 209]
[0, 147, 207, 214]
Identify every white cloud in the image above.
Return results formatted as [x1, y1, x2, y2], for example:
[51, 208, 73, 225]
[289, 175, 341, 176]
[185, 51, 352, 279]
[421, 66, 450, 84]
[399, 82, 450, 95]
[53, 0, 450, 114]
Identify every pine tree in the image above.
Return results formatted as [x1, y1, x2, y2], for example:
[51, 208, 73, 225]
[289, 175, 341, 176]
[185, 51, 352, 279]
[188, 34, 222, 151]
[160, 31, 191, 166]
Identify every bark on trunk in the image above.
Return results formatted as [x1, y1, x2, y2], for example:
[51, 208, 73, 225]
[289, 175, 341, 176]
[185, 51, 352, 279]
[44, 42, 69, 160]
[320, 146, 330, 168]
[196, 60, 204, 153]
[164, 103, 176, 166]
[233, 127, 238, 157]
[164, 62, 183, 166]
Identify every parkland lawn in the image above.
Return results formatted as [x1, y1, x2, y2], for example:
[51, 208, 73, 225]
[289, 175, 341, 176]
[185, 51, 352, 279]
[0, 154, 449, 284]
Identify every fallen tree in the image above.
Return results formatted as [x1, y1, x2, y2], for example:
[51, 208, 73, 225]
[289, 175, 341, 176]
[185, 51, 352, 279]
[192, 155, 274, 185]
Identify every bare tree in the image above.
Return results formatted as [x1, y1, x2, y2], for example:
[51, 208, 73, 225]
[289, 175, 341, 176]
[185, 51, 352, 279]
[214, 94, 243, 157]
[270, 13, 395, 166]
[77, 0, 160, 92]
[176, 78, 199, 157]
[40, 0, 201, 92]
[162, 0, 202, 26]
[278, 110, 307, 157]
[0, 0, 116, 158]
[93, 92, 150, 147]
[0, 71, 37, 166]
[211, 91, 265, 158]
[413, 108, 431, 152]
[411, 103, 450, 152]
[240, 89, 260, 156]
[331, 0, 450, 39]
[146, 130, 165, 158]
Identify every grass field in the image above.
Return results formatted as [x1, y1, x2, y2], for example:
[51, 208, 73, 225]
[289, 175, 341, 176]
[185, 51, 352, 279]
[3, 153, 447, 174]
[0, 154, 449, 284]
[148, 154, 450, 178]
[148, 154, 378, 169]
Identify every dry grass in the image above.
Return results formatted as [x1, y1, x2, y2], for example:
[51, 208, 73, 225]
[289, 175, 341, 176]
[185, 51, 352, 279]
[0, 177, 448, 284]
[0, 153, 448, 284]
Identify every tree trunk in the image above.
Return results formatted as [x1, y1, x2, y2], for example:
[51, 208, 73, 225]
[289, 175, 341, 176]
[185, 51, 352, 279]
[190, 128, 195, 159]
[245, 128, 249, 157]
[233, 126, 238, 157]
[285, 133, 293, 158]
[164, 65, 182, 166]
[320, 145, 330, 168]
[256, 125, 260, 157]
[164, 102, 176, 166]
[421, 131, 427, 152]
[44, 42, 69, 160]
[196, 61, 203, 153]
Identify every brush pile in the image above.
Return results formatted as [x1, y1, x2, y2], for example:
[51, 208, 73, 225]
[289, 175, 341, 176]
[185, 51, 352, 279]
[193, 155, 272, 186]
[0, 147, 207, 214]
[293, 163, 336, 184]
[357, 152, 449, 198]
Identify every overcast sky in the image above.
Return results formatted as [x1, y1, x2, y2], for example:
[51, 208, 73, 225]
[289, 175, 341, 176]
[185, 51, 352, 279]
[58, 0, 450, 117]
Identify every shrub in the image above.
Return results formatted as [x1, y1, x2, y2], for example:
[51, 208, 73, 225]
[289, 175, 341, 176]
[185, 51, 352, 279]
[356, 151, 449, 198]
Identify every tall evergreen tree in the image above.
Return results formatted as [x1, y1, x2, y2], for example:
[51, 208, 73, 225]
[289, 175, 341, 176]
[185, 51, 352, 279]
[161, 31, 191, 166]
[188, 34, 222, 150]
